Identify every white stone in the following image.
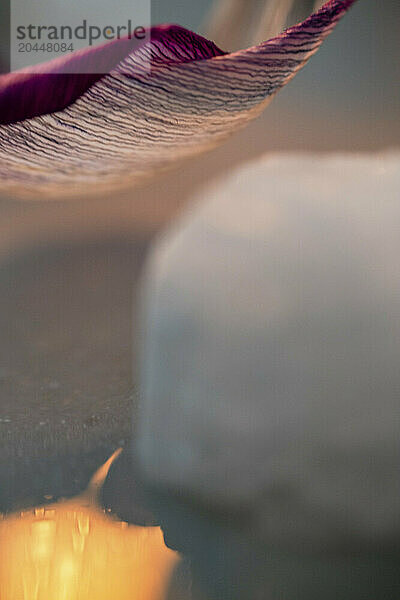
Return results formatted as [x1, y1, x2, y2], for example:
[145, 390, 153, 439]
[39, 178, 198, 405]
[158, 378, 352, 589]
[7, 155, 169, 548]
[137, 152, 400, 547]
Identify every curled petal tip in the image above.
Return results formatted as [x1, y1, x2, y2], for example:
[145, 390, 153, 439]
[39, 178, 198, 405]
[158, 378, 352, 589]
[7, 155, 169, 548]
[0, 0, 357, 199]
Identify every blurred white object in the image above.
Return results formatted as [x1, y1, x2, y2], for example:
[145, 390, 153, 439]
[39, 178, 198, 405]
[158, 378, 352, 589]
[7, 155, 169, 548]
[137, 152, 400, 548]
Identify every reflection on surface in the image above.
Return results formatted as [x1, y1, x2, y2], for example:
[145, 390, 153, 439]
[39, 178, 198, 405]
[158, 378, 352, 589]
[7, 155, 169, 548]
[0, 450, 178, 600]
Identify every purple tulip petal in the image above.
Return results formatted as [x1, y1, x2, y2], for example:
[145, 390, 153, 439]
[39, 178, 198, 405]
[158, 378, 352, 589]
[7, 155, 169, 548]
[0, 27, 224, 126]
[0, 0, 356, 199]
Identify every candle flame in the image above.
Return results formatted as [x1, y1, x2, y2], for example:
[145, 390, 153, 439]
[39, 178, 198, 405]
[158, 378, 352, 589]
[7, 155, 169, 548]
[0, 450, 178, 600]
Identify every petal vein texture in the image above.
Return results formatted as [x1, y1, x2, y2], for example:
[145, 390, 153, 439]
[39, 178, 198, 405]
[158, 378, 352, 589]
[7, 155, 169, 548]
[0, 0, 356, 199]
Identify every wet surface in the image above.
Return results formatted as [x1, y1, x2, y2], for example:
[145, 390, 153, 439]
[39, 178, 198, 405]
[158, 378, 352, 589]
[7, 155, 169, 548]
[0, 238, 150, 516]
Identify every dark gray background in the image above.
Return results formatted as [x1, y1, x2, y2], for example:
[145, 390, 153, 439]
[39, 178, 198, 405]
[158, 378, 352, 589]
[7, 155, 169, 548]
[0, 0, 399, 518]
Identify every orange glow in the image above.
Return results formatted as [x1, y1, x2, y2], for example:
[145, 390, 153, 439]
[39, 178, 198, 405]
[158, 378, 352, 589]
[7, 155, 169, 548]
[0, 450, 178, 600]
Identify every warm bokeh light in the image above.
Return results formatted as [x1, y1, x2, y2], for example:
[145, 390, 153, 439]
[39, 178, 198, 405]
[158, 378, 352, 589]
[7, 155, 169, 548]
[0, 451, 178, 600]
